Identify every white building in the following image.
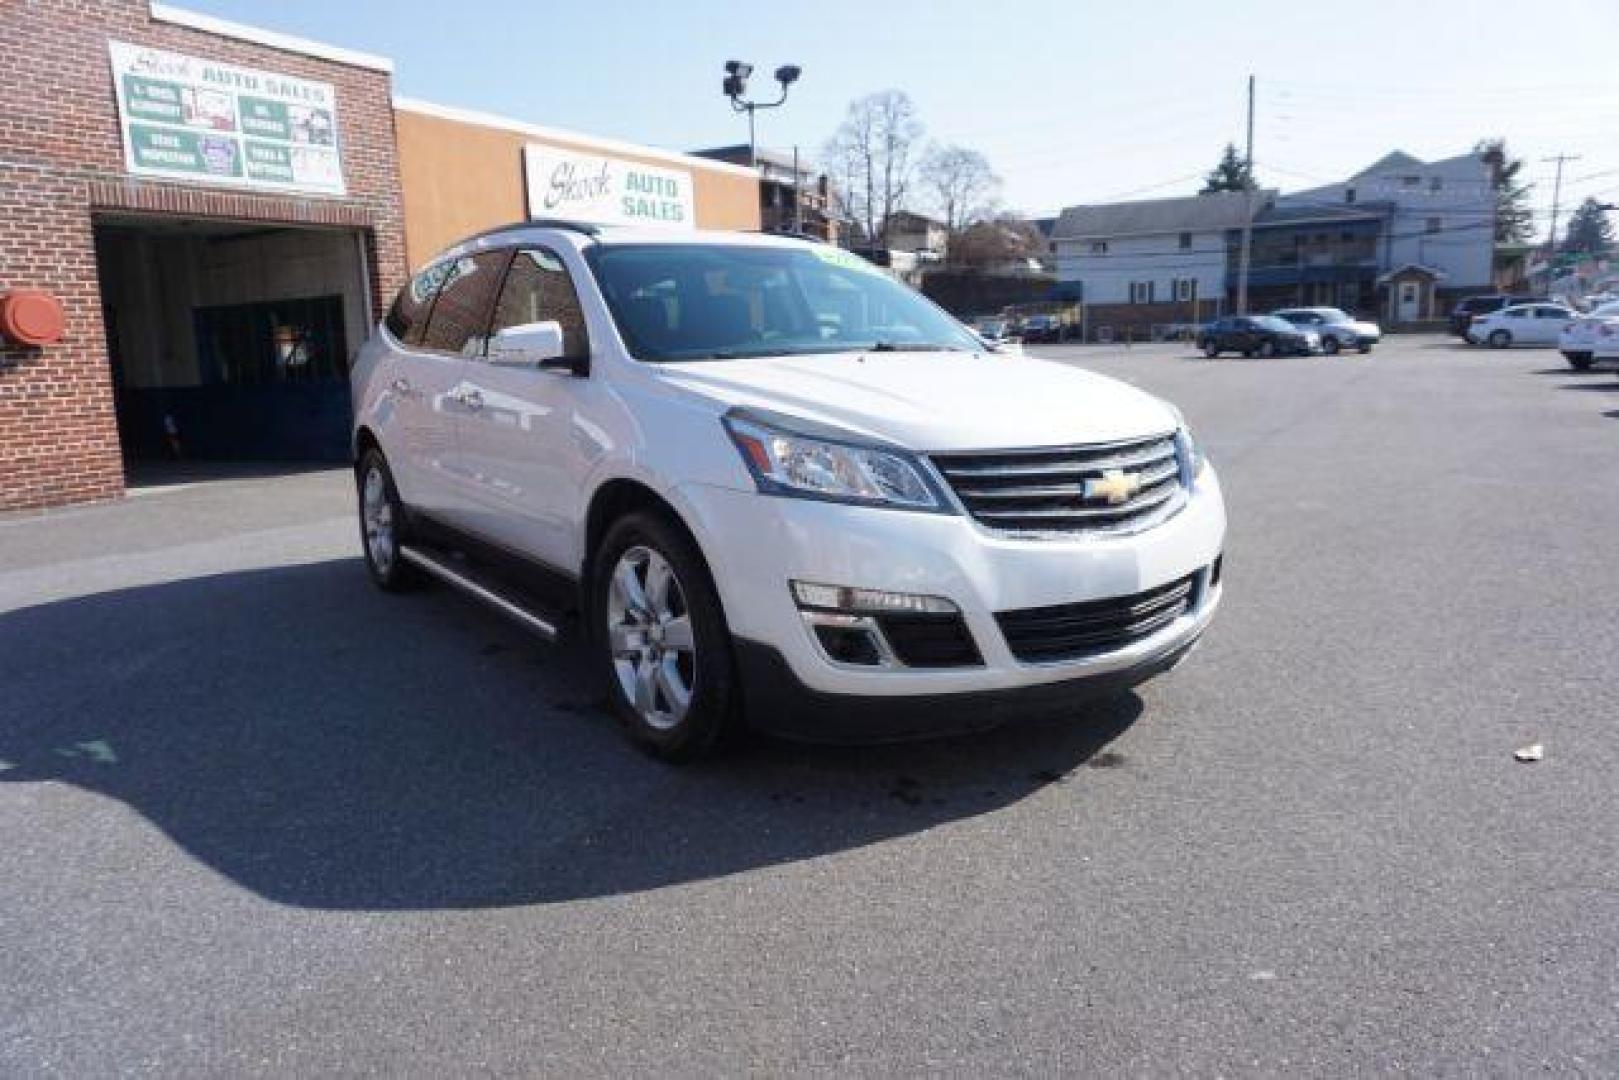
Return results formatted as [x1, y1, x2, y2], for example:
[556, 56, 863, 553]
[1052, 190, 1258, 314]
[1275, 150, 1495, 321]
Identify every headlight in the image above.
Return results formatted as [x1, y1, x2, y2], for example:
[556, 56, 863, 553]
[722, 409, 950, 511]
[1175, 425, 1208, 484]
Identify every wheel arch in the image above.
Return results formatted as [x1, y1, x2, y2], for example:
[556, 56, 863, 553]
[583, 478, 707, 582]
[353, 425, 380, 470]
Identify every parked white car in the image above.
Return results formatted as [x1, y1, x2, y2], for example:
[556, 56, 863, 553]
[1271, 307, 1382, 354]
[1465, 303, 1577, 348]
[1558, 300, 1619, 371]
[350, 222, 1226, 760]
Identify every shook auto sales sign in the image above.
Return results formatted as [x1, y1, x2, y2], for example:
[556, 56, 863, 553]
[108, 41, 345, 196]
[523, 145, 693, 228]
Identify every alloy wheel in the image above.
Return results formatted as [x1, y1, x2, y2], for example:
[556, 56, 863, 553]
[606, 545, 696, 731]
[362, 466, 396, 575]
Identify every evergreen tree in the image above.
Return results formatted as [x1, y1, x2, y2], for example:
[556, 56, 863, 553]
[1560, 197, 1615, 257]
[1200, 143, 1253, 195]
[1476, 139, 1534, 243]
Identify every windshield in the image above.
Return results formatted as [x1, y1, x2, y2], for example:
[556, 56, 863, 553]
[1314, 308, 1351, 323]
[585, 243, 983, 361]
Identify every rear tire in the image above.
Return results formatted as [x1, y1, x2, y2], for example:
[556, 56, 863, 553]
[1358, 343, 1374, 354]
[1203, 341, 1220, 358]
[591, 511, 737, 762]
[357, 448, 422, 592]
[1258, 340, 1276, 358]
[1565, 351, 1594, 371]
[1488, 329, 1511, 349]
[1322, 336, 1341, 356]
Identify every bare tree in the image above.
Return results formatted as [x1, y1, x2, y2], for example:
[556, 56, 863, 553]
[949, 213, 1046, 271]
[918, 144, 1000, 235]
[822, 90, 923, 246]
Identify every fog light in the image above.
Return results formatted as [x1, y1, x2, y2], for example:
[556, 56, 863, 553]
[791, 581, 958, 615]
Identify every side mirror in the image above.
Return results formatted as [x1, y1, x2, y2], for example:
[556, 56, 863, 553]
[488, 320, 582, 372]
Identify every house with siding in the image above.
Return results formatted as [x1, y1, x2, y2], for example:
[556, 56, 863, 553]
[1051, 190, 1263, 336]
[1272, 150, 1496, 323]
[1051, 149, 1498, 336]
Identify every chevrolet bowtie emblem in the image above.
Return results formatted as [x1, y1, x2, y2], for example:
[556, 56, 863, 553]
[1084, 469, 1142, 505]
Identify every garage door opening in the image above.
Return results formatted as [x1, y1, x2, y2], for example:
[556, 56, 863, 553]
[92, 214, 372, 469]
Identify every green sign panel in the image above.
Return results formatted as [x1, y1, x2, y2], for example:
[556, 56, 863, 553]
[238, 96, 290, 141]
[244, 140, 295, 184]
[129, 123, 242, 178]
[123, 75, 185, 124]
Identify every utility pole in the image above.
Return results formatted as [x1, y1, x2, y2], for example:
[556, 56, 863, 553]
[1235, 74, 1256, 315]
[792, 144, 803, 233]
[1541, 152, 1581, 259]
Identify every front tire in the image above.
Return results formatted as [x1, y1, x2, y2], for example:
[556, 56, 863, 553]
[1258, 340, 1276, 358]
[1322, 336, 1341, 356]
[1564, 351, 1594, 371]
[1488, 329, 1511, 349]
[1203, 340, 1220, 358]
[357, 448, 421, 592]
[591, 511, 737, 761]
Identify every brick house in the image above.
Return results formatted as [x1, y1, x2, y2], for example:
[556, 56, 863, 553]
[0, 0, 405, 511]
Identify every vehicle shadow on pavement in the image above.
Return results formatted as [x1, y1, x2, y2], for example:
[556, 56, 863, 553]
[0, 559, 1140, 910]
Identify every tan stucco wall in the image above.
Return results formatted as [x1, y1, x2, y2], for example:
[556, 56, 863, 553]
[396, 107, 761, 269]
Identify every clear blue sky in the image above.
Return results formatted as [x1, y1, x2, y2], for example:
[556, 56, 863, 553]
[184, 0, 1619, 232]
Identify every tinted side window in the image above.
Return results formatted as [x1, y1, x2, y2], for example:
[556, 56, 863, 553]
[386, 260, 454, 344]
[490, 247, 591, 360]
[419, 251, 510, 356]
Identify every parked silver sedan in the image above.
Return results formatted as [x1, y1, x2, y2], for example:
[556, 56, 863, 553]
[1272, 307, 1381, 354]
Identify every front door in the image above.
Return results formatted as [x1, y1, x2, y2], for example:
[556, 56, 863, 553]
[454, 245, 598, 571]
[1397, 281, 1422, 322]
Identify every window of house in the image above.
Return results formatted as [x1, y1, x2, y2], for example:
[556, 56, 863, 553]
[1345, 187, 1357, 204]
[1428, 176, 1443, 192]
[1401, 175, 1421, 188]
[1090, 241, 1109, 255]
[1426, 217, 1442, 234]
[418, 250, 510, 356]
[1178, 232, 1192, 250]
[489, 247, 591, 361]
[1129, 281, 1155, 304]
[1175, 278, 1194, 301]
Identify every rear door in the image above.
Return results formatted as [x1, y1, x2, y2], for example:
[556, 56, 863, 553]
[407, 249, 511, 518]
[378, 258, 463, 514]
[1532, 305, 1572, 344]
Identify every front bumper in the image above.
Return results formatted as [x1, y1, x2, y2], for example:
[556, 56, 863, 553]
[675, 467, 1226, 740]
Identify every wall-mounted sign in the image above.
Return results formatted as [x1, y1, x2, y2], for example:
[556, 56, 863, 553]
[108, 41, 345, 196]
[523, 145, 693, 229]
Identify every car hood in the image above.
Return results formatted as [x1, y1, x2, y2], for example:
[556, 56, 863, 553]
[1336, 320, 1380, 335]
[652, 351, 1179, 451]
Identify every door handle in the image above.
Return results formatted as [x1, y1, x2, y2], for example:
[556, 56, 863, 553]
[390, 377, 412, 395]
[459, 388, 483, 411]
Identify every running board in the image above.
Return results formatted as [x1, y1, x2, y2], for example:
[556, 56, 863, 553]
[399, 545, 560, 642]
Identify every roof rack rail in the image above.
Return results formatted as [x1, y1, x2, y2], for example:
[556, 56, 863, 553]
[464, 218, 602, 245]
[750, 227, 827, 244]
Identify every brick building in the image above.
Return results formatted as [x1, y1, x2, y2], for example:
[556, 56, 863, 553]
[0, 2, 762, 512]
[0, 1, 407, 510]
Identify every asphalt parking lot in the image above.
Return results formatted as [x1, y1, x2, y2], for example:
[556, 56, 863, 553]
[2, 334, 1616, 1075]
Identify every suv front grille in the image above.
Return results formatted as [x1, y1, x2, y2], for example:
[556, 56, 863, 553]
[996, 574, 1196, 664]
[931, 433, 1185, 536]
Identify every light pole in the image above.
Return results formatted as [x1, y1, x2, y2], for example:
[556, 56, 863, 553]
[721, 60, 801, 169]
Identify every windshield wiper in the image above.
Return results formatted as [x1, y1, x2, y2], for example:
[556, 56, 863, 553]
[865, 341, 967, 353]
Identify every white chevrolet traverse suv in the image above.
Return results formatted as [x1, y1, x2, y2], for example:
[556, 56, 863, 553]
[351, 221, 1226, 760]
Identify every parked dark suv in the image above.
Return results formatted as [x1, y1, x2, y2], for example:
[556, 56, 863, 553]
[1197, 315, 1319, 358]
[1449, 295, 1537, 337]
